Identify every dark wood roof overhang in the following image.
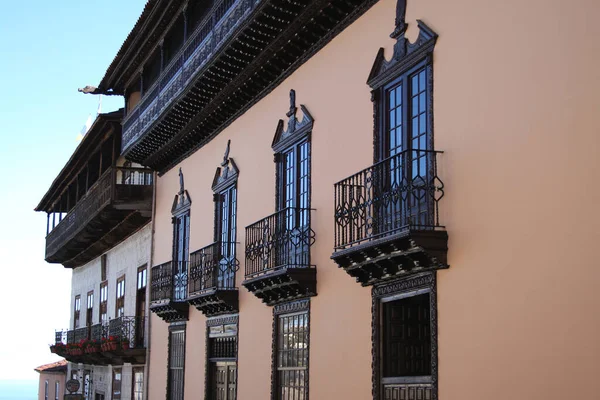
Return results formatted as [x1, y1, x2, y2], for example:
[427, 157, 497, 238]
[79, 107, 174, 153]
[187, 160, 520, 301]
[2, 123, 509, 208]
[122, 0, 379, 173]
[98, 0, 186, 94]
[35, 110, 123, 212]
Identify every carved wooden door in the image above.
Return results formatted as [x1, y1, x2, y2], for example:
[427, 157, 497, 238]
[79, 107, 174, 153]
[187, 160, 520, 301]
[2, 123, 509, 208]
[210, 361, 236, 400]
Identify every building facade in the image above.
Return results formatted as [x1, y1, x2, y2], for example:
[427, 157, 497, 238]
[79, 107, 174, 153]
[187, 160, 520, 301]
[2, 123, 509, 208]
[35, 360, 67, 400]
[37, 112, 154, 400]
[65, 0, 600, 399]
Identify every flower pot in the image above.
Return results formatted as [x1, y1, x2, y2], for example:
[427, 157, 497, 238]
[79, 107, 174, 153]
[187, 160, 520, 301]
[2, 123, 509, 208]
[121, 342, 130, 351]
[106, 342, 118, 352]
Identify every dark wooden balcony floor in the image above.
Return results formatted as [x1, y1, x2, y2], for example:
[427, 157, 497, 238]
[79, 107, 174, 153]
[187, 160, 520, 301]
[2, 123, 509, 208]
[45, 168, 152, 268]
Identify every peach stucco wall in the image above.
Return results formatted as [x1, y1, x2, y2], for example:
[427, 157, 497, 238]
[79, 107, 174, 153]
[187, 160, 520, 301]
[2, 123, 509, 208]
[37, 372, 65, 400]
[147, 0, 600, 399]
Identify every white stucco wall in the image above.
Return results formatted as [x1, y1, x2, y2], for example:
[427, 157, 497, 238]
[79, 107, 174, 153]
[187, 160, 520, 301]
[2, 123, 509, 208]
[67, 223, 151, 400]
[70, 223, 151, 327]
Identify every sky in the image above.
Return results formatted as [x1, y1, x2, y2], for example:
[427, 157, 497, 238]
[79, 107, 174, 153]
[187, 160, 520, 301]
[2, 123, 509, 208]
[0, 1, 146, 381]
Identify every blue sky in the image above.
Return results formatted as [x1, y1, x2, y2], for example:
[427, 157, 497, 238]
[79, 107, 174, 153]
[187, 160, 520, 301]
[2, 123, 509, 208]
[0, 1, 146, 381]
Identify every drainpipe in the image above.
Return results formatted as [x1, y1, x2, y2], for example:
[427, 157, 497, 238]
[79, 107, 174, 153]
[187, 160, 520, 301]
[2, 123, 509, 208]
[144, 171, 158, 400]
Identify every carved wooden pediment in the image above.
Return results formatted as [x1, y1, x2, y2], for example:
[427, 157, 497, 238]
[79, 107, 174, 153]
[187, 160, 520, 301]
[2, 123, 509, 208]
[272, 89, 314, 153]
[367, 19, 438, 89]
[172, 168, 192, 215]
[212, 139, 239, 192]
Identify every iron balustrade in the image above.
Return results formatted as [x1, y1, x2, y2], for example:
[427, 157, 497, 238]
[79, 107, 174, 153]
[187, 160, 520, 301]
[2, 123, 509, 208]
[45, 166, 153, 257]
[151, 261, 190, 303]
[333, 149, 445, 250]
[54, 316, 146, 348]
[245, 207, 315, 278]
[189, 241, 239, 295]
[122, 0, 258, 151]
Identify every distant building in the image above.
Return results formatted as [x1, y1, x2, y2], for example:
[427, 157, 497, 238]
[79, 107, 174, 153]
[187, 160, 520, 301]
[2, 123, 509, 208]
[35, 360, 67, 400]
[36, 111, 153, 400]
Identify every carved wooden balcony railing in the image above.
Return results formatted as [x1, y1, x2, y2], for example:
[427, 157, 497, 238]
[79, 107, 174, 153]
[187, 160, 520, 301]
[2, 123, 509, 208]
[242, 207, 316, 305]
[45, 166, 153, 268]
[332, 149, 448, 286]
[150, 261, 189, 322]
[121, 0, 256, 154]
[120, 0, 379, 172]
[52, 316, 146, 366]
[187, 241, 239, 316]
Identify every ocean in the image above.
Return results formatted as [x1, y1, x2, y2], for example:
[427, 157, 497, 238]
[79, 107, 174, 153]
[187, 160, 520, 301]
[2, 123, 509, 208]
[0, 381, 38, 400]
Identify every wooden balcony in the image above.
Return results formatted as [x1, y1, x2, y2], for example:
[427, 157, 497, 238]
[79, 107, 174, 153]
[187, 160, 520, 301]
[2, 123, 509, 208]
[51, 316, 146, 366]
[187, 241, 239, 317]
[44, 167, 153, 268]
[118, 0, 379, 172]
[332, 149, 448, 286]
[242, 208, 316, 306]
[149, 261, 189, 322]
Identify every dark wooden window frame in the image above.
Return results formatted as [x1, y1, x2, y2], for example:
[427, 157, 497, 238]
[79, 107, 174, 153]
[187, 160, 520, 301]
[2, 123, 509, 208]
[271, 299, 310, 400]
[86, 291, 94, 327]
[204, 314, 239, 400]
[371, 272, 438, 400]
[132, 367, 144, 400]
[116, 276, 126, 318]
[112, 367, 122, 400]
[167, 323, 187, 400]
[366, 1, 438, 164]
[74, 295, 81, 329]
[211, 141, 240, 290]
[99, 281, 108, 324]
[272, 91, 313, 214]
[171, 168, 192, 302]
[137, 265, 147, 290]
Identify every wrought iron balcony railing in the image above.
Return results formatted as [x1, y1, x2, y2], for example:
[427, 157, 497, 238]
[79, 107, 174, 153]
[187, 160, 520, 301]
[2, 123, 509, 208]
[151, 261, 189, 303]
[189, 241, 239, 295]
[54, 316, 146, 348]
[122, 0, 258, 152]
[45, 166, 153, 263]
[334, 149, 445, 250]
[245, 207, 315, 278]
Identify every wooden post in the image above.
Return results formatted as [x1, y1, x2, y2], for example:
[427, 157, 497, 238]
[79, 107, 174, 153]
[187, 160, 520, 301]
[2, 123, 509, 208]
[52, 207, 56, 229]
[46, 213, 50, 235]
[85, 165, 90, 192]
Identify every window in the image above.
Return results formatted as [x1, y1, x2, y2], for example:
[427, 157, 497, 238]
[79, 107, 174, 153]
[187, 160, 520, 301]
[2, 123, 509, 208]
[74, 295, 81, 329]
[137, 267, 147, 290]
[86, 291, 94, 327]
[54, 381, 59, 400]
[273, 300, 309, 400]
[44, 381, 48, 400]
[215, 185, 237, 288]
[132, 368, 144, 400]
[168, 327, 186, 400]
[372, 273, 437, 400]
[116, 276, 125, 318]
[272, 90, 313, 270]
[99, 282, 108, 325]
[112, 368, 122, 400]
[207, 316, 238, 400]
[136, 266, 147, 345]
[367, 16, 438, 235]
[172, 210, 190, 301]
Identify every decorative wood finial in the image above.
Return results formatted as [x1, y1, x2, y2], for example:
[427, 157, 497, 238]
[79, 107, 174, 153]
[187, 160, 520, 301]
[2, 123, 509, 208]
[178, 168, 185, 195]
[286, 89, 297, 133]
[221, 139, 231, 167]
[390, 0, 407, 39]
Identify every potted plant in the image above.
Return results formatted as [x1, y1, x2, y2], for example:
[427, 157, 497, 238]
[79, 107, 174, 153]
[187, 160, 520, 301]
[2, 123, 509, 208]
[102, 336, 119, 352]
[121, 338, 130, 350]
[50, 342, 66, 355]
